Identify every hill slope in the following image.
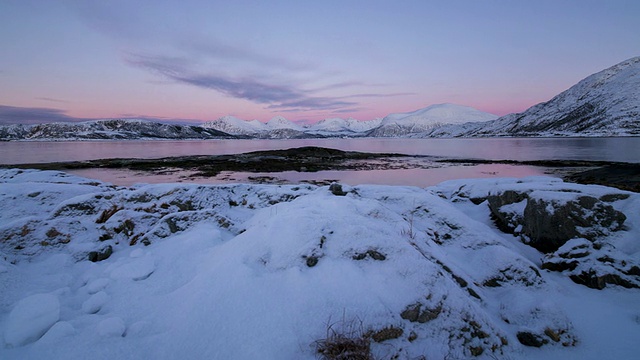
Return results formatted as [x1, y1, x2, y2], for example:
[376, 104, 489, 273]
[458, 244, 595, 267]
[0, 119, 235, 140]
[368, 103, 498, 137]
[430, 57, 640, 137]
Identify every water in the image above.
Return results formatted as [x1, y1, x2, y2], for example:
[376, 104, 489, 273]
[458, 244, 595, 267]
[1, 138, 638, 186]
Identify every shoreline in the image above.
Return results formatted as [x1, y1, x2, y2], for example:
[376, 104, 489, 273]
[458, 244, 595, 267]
[2, 146, 638, 192]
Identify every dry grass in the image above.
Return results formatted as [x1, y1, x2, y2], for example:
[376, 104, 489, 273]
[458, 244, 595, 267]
[314, 317, 373, 360]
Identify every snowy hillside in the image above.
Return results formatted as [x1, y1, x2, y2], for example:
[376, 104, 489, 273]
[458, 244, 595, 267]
[202, 115, 381, 138]
[368, 103, 498, 137]
[1, 169, 638, 359]
[0, 119, 235, 141]
[200, 115, 266, 136]
[202, 115, 311, 139]
[306, 117, 382, 135]
[429, 57, 640, 137]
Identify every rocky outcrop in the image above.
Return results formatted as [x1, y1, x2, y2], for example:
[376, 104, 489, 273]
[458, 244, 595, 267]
[542, 238, 640, 289]
[487, 191, 626, 253]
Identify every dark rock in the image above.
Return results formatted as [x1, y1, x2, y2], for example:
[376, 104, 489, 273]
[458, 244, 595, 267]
[401, 303, 442, 323]
[569, 270, 639, 289]
[488, 191, 626, 253]
[367, 250, 386, 261]
[306, 256, 319, 267]
[517, 331, 545, 347]
[88, 245, 113, 262]
[352, 253, 367, 260]
[407, 331, 418, 342]
[541, 260, 579, 272]
[469, 346, 484, 356]
[400, 303, 421, 322]
[626, 266, 640, 276]
[371, 326, 403, 343]
[329, 183, 347, 196]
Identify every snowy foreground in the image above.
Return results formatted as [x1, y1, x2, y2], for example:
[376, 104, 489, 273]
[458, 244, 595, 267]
[0, 169, 638, 359]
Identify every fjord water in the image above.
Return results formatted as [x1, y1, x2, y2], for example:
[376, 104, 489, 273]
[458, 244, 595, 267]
[2, 137, 639, 164]
[1, 138, 638, 186]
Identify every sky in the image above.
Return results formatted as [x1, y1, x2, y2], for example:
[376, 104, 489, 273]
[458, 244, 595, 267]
[0, 0, 638, 125]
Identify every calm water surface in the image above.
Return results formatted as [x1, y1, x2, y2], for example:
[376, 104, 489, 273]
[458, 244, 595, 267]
[1, 138, 638, 186]
[1, 137, 639, 164]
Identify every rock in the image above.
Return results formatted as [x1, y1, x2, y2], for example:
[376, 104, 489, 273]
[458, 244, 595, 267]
[488, 191, 626, 253]
[516, 331, 545, 347]
[88, 245, 113, 262]
[329, 183, 347, 196]
[371, 326, 403, 343]
[542, 238, 640, 289]
[401, 303, 442, 323]
[306, 256, 319, 267]
[569, 271, 639, 289]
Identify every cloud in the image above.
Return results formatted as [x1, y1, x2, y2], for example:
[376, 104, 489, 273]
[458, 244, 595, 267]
[0, 105, 189, 125]
[0, 105, 88, 125]
[35, 97, 69, 103]
[126, 53, 358, 111]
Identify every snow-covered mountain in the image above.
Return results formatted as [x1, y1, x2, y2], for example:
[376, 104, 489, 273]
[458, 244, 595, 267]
[306, 117, 382, 135]
[1, 169, 639, 358]
[0, 119, 235, 141]
[200, 115, 265, 136]
[367, 103, 498, 137]
[429, 57, 640, 137]
[201, 115, 311, 139]
[201, 115, 379, 138]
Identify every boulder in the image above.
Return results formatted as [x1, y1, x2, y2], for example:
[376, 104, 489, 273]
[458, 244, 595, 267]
[488, 192, 626, 253]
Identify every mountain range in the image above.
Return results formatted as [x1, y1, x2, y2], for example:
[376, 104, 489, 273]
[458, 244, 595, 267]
[1, 56, 638, 140]
[0, 119, 236, 141]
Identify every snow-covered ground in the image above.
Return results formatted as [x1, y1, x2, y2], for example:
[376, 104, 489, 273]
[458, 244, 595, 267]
[0, 169, 638, 359]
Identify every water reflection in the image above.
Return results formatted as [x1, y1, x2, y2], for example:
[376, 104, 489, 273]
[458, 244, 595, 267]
[68, 163, 550, 188]
[2, 137, 639, 165]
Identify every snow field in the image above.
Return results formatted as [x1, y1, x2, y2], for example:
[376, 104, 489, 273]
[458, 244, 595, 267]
[0, 169, 638, 359]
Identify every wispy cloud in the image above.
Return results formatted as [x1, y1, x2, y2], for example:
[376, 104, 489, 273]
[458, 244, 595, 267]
[126, 53, 358, 111]
[35, 97, 69, 103]
[0, 105, 192, 125]
[0, 105, 87, 125]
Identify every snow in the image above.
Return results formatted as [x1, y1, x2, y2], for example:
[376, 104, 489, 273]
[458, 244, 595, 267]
[0, 169, 638, 359]
[96, 317, 125, 338]
[3, 294, 60, 347]
[370, 103, 498, 137]
[428, 56, 640, 137]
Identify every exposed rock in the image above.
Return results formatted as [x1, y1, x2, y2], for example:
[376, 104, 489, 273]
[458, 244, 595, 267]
[352, 249, 387, 261]
[569, 271, 639, 290]
[88, 245, 113, 262]
[329, 183, 347, 196]
[370, 326, 403, 343]
[400, 303, 442, 323]
[488, 191, 626, 253]
[542, 238, 640, 289]
[516, 331, 546, 347]
[305, 256, 319, 267]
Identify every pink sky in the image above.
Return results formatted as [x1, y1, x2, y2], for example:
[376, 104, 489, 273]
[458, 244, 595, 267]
[1, 1, 638, 125]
